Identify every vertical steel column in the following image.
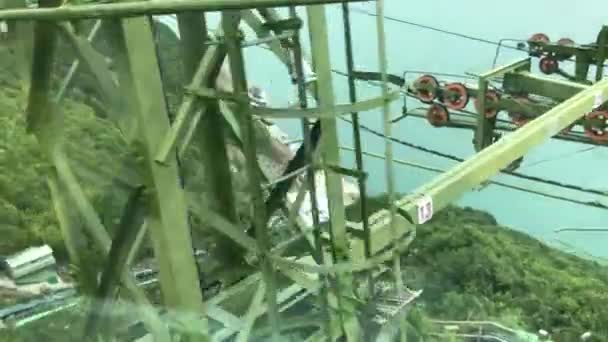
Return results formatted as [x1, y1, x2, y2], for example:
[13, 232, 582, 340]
[119, 16, 207, 340]
[474, 79, 495, 151]
[306, 4, 360, 341]
[595, 26, 607, 82]
[24, 1, 168, 340]
[289, 5, 332, 339]
[575, 57, 591, 82]
[221, 11, 281, 341]
[341, 0, 374, 307]
[374, 0, 408, 340]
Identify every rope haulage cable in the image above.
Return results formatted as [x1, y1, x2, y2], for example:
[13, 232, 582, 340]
[340, 146, 608, 211]
[349, 7, 522, 51]
[348, 6, 608, 68]
[339, 117, 608, 198]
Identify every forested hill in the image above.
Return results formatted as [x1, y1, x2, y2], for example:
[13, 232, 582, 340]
[347, 195, 608, 341]
[0, 22, 186, 261]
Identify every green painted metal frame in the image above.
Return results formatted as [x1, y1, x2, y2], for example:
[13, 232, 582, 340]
[10, 1, 428, 340]
[594, 26, 608, 82]
[0, 0, 369, 20]
[24, 2, 170, 339]
[373, 0, 409, 338]
[222, 10, 282, 342]
[527, 26, 608, 83]
[502, 71, 588, 100]
[356, 65, 608, 275]
[306, 4, 361, 340]
[118, 16, 208, 340]
[474, 57, 531, 151]
[155, 43, 227, 163]
[397, 77, 608, 224]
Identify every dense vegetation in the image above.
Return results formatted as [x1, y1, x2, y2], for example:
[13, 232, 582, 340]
[349, 195, 608, 341]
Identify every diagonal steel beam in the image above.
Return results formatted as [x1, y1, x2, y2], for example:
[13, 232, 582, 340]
[24, 1, 169, 337]
[56, 22, 126, 131]
[84, 185, 147, 338]
[156, 43, 226, 163]
[118, 15, 207, 339]
[53, 152, 171, 340]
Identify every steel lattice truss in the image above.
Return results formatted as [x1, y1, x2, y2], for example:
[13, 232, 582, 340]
[1, 0, 607, 341]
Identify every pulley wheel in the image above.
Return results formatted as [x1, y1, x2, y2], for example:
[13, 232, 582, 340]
[413, 75, 439, 103]
[426, 103, 449, 127]
[584, 111, 608, 142]
[509, 112, 530, 127]
[556, 37, 575, 59]
[539, 56, 559, 74]
[442, 82, 469, 110]
[529, 33, 550, 43]
[528, 33, 550, 55]
[474, 90, 501, 118]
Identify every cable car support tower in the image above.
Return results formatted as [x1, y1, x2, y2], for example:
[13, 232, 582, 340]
[0, 0, 607, 341]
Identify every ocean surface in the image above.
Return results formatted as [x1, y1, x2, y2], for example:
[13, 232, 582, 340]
[205, 1, 608, 260]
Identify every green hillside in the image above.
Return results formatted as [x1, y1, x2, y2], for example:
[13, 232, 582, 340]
[348, 195, 608, 341]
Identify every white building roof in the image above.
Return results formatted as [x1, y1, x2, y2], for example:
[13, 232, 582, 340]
[5, 245, 54, 270]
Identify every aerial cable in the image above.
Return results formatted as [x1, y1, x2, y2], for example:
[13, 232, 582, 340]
[492, 38, 529, 67]
[239, 57, 606, 197]
[255, 47, 606, 197]
[341, 146, 608, 212]
[521, 146, 597, 169]
[348, 7, 522, 51]
[339, 117, 608, 198]
[349, 6, 608, 69]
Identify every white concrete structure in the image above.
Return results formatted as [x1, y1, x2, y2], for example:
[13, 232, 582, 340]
[3, 245, 56, 279]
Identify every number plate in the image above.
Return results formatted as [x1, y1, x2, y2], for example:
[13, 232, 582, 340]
[416, 195, 433, 224]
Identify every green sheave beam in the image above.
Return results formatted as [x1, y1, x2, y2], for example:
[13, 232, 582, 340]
[397, 77, 608, 224]
[0, 0, 369, 21]
[503, 71, 588, 101]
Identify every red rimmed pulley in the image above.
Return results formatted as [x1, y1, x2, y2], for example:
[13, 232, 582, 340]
[474, 90, 500, 118]
[441, 82, 469, 110]
[528, 33, 550, 55]
[529, 33, 550, 43]
[509, 95, 533, 126]
[509, 112, 531, 127]
[426, 103, 449, 127]
[556, 37, 575, 59]
[539, 56, 559, 74]
[584, 111, 608, 142]
[413, 75, 439, 103]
